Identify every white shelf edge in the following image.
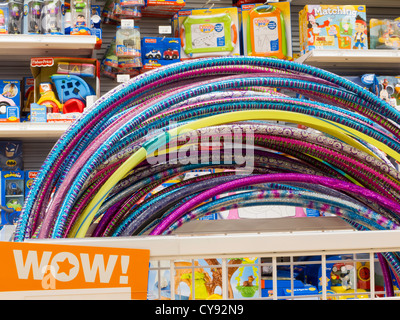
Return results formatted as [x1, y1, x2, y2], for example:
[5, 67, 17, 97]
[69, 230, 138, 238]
[0, 122, 69, 139]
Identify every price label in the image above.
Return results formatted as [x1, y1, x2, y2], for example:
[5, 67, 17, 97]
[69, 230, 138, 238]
[117, 74, 131, 83]
[159, 25, 172, 34]
[121, 19, 134, 29]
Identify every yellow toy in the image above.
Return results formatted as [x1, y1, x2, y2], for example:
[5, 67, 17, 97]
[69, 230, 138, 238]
[36, 82, 63, 113]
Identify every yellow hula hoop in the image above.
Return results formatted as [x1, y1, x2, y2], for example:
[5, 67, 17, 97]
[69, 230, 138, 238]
[69, 110, 390, 238]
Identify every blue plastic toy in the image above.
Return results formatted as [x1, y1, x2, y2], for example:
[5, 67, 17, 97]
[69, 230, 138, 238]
[50, 74, 95, 103]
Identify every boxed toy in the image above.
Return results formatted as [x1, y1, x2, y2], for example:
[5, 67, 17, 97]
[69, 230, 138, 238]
[377, 75, 400, 108]
[141, 37, 180, 71]
[0, 170, 24, 227]
[30, 57, 100, 123]
[0, 141, 23, 171]
[0, 80, 21, 122]
[177, 7, 241, 60]
[20, 77, 34, 121]
[142, 0, 185, 19]
[299, 5, 368, 55]
[24, 170, 38, 198]
[370, 18, 400, 50]
[241, 2, 292, 59]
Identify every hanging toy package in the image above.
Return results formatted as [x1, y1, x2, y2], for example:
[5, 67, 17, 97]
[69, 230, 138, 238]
[41, 0, 63, 34]
[70, 0, 91, 35]
[23, 0, 43, 34]
[241, 2, 292, 60]
[177, 7, 240, 59]
[8, 0, 23, 34]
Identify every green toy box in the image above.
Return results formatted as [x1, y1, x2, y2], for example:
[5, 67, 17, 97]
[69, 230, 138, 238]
[299, 5, 368, 55]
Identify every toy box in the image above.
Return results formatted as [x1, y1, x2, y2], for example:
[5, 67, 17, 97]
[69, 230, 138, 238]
[0, 141, 23, 171]
[370, 18, 400, 50]
[141, 0, 185, 19]
[0, 170, 24, 227]
[177, 7, 241, 60]
[0, 80, 21, 122]
[20, 77, 34, 120]
[377, 75, 400, 108]
[30, 57, 100, 122]
[299, 5, 368, 55]
[241, 2, 292, 59]
[141, 37, 180, 71]
[24, 170, 38, 198]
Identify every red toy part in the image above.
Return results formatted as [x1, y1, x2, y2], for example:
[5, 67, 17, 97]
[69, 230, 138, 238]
[63, 98, 85, 113]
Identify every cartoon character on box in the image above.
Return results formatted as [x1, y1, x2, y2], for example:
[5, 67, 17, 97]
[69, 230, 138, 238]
[0, 141, 23, 171]
[353, 15, 367, 49]
[306, 9, 330, 48]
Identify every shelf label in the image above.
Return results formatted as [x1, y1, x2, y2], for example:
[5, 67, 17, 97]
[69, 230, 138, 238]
[159, 25, 172, 34]
[0, 241, 150, 300]
[117, 74, 131, 83]
[121, 19, 134, 29]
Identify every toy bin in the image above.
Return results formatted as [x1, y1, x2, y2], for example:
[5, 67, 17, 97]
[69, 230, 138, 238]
[298, 5, 368, 55]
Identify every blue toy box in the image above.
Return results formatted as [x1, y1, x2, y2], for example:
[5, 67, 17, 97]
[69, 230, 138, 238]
[141, 37, 181, 71]
[0, 141, 23, 171]
[0, 80, 21, 122]
[0, 170, 24, 227]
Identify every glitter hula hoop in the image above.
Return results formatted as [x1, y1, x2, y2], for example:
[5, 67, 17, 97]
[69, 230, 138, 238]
[15, 57, 400, 296]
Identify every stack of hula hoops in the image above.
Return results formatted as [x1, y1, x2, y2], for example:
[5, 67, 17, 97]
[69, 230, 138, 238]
[14, 57, 400, 296]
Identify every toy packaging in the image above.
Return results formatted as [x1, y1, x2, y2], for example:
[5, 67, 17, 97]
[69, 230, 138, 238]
[177, 7, 240, 60]
[30, 57, 100, 122]
[0, 141, 23, 171]
[241, 2, 292, 59]
[24, 170, 38, 198]
[20, 77, 34, 121]
[116, 24, 141, 59]
[8, 0, 23, 34]
[377, 75, 400, 108]
[40, 0, 63, 34]
[141, 37, 180, 71]
[0, 170, 24, 228]
[370, 18, 400, 50]
[141, 0, 185, 19]
[0, 80, 21, 122]
[299, 5, 368, 55]
[23, 0, 43, 34]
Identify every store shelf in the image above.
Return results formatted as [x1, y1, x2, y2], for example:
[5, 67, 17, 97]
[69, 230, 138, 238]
[0, 122, 69, 141]
[0, 34, 97, 60]
[295, 49, 400, 75]
[290, 0, 400, 8]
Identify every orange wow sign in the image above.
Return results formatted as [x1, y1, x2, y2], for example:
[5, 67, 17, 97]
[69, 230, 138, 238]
[0, 241, 150, 299]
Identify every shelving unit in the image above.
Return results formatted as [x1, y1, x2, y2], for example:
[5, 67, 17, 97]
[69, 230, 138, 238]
[295, 49, 400, 75]
[0, 122, 69, 142]
[0, 34, 97, 60]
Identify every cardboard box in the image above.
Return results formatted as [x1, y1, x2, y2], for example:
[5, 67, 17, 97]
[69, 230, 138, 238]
[0, 80, 21, 122]
[0, 170, 24, 227]
[141, 37, 181, 71]
[0, 141, 23, 171]
[142, 0, 186, 18]
[299, 5, 368, 55]
[30, 57, 100, 123]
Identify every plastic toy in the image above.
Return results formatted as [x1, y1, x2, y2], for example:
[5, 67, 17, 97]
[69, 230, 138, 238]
[146, 49, 161, 59]
[180, 13, 238, 58]
[23, 0, 43, 34]
[57, 62, 95, 77]
[63, 98, 85, 113]
[163, 48, 179, 60]
[8, 0, 23, 34]
[36, 82, 63, 113]
[41, 0, 62, 35]
[50, 74, 95, 104]
[370, 18, 400, 50]
[70, 0, 91, 35]
[116, 25, 141, 58]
